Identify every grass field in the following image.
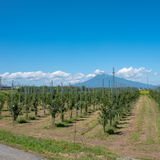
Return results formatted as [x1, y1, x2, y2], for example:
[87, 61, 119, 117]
[1, 94, 160, 159]
[140, 90, 150, 95]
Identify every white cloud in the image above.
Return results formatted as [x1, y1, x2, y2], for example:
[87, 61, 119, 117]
[73, 73, 85, 79]
[86, 69, 104, 79]
[116, 67, 152, 81]
[154, 73, 158, 76]
[94, 69, 104, 75]
[0, 70, 86, 85]
[0, 67, 152, 85]
[86, 74, 95, 79]
[145, 69, 152, 73]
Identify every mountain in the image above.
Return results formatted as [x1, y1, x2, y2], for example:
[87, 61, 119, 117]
[76, 74, 153, 88]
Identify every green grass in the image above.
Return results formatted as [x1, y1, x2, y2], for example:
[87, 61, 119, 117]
[150, 97, 160, 145]
[129, 100, 145, 141]
[130, 133, 140, 141]
[80, 116, 98, 127]
[4, 115, 12, 117]
[0, 129, 118, 160]
[136, 157, 152, 160]
[81, 121, 99, 135]
[2, 109, 9, 111]
[140, 90, 150, 95]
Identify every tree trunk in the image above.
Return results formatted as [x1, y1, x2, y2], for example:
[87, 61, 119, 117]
[69, 109, 71, 119]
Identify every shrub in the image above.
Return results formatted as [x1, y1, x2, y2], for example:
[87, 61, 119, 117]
[105, 127, 114, 134]
[115, 120, 119, 124]
[28, 116, 36, 120]
[112, 123, 117, 128]
[55, 122, 67, 127]
[4, 115, 12, 117]
[83, 112, 88, 115]
[43, 126, 48, 129]
[17, 118, 27, 123]
[63, 119, 73, 124]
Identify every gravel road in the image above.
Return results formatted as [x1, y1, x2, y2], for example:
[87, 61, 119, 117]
[0, 143, 47, 160]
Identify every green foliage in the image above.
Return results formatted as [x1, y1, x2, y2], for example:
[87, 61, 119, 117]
[0, 92, 6, 116]
[98, 88, 139, 132]
[12, 92, 22, 121]
[48, 94, 61, 124]
[33, 92, 38, 116]
[98, 101, 110, 128]
[150, 90, 160, 106]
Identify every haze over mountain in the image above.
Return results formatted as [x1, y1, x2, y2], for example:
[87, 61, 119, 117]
[76, 74, 152, 88]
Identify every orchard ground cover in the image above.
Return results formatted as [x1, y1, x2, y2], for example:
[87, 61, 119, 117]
[1, 94, 160, 159]
[140, 90, 150, 95]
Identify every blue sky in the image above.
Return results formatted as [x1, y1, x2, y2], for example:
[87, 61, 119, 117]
[0, 0, 160, 86]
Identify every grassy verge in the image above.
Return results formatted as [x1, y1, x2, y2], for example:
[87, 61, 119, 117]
[80, 116, 98, 127]
[145, 97, 155, 144]
[130, 97, 145, 141]
[150, 97, 160, 145]
[81, 121, 99, 135]
[0, 129, 118, 160]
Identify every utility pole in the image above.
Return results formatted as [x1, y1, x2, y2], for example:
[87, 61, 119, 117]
[61, 82, 63, 122]
[102, 79, 105, 133]
[51, 81, 53, 125]
[76, 84, 78, 117]
[113, 67, 115, 88]
[0, 77, 1, 93]
[85, 84, 87, 112]
[43, 84, 45, 114]
[12, 80, 14, 122]
[25, 85, 28, 119]
[69, 83, 71, 118]
[147, 76, 148, 90]
[0, 77, 1, 105]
